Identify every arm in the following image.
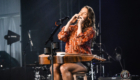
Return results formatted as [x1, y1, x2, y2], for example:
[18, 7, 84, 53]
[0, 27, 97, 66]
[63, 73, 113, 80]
[76, 16, 95, 45]
[58, 14, 79, 42]
[57, 23, 71, 42]
[76, 27, 95, 45]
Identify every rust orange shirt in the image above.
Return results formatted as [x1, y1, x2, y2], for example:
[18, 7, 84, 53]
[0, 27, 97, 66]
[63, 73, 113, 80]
[58, 25, 95, 54]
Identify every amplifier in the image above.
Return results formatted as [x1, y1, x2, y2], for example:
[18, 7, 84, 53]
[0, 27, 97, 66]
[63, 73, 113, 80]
[98, 77, 131, 80]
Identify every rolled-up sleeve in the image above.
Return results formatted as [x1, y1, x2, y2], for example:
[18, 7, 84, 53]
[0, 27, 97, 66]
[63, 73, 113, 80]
[76, 27, 95, 45]
[58, 25, 73, 42]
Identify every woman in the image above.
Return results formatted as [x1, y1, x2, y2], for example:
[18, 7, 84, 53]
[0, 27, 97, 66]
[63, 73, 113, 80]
[50, 5, 96, 80]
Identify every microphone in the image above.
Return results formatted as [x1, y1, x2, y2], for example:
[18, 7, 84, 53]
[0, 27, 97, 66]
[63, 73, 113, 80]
[59, 16, 69, 22]
[28, 30, 33, 46]
[55, 16, 69, 26]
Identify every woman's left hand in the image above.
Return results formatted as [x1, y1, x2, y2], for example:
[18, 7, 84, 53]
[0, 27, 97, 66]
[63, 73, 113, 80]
[77, 16, 84, 26]
[77, 16, 84, 36]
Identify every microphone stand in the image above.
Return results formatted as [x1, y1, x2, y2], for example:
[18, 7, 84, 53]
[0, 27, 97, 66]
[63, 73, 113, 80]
[22, 41, 29, 80]
[22, 35, 31, 80]
[45, 19, 65, 80]
[22, 30, 33, 80]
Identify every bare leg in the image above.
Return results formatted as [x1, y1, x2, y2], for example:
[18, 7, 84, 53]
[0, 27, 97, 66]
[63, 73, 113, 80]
[50, 64, 62, 80]
[60, 63, 87, 80]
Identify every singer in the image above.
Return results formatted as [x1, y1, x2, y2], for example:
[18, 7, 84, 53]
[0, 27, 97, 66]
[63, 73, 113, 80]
[50, 5, 96, 80]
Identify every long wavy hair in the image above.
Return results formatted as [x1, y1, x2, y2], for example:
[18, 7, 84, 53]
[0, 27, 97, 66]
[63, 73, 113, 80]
[82, 6, 96, 47]
[82, 6, 96, 40]
[82, 6, 96, 31]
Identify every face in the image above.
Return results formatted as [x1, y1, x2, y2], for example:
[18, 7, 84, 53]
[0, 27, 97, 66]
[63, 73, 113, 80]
[78, 7, 88, 21]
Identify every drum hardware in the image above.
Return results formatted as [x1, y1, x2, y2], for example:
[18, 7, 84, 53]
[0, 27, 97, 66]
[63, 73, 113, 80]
[91, 50, 113, 79]
[114, 46, 124, 70]
[93, 49, 114, 77]
[33, 66, 49, 80]
[26, 63, 50, 80]
[89, 61, 112, 80]
[47, 74, 51, 80]
[91, 42, 115, 78]
[89, 61, 96, 80]
[34, 67, 41, 80]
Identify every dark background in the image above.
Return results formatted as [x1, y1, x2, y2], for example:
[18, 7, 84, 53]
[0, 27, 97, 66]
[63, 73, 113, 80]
[21, 0, 140, 76]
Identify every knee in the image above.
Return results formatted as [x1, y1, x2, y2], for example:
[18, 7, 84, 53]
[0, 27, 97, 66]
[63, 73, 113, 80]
[60, 64, 69, 74]
[50, 64, 60, 73]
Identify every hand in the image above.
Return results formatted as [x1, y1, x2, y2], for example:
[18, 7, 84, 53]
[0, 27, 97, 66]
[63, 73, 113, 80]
[77, 16, 84, 26]
[77, 16, 84, 36]
[68, 14, 79, 24]
[64, 14, 79, 31]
